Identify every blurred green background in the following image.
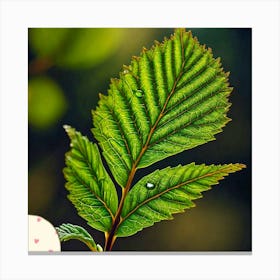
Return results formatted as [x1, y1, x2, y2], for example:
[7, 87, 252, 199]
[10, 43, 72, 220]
[28, 28, 251, 251]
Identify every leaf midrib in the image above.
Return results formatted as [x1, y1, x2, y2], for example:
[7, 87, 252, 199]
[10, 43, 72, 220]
[104, 31, 187, 250]
[132, 31, 187, 168]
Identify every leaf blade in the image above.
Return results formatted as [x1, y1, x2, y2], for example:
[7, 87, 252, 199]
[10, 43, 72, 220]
[92, 29, 233, 187]
[63, 125, 118, 233]
[116, 163, 245, 237]
[56, 223, 98, 251]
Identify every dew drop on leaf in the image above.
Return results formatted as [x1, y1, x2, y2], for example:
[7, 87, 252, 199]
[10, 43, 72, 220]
[134, 89, 143, 97]
[146, 182, 155, 189]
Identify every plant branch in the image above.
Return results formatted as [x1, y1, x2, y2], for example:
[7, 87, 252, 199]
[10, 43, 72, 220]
[104, 166, 136, 251]
[104, 39, 187, 251]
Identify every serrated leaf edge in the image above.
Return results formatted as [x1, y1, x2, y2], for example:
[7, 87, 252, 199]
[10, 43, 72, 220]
[116, 163, 246, 236]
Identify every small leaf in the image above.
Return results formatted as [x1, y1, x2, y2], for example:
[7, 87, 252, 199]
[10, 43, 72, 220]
[56, 223, 97, 251]
[116, 163, 245, 237]
[92, 29, 232, 188]
[96, 244, 103, 252]
[63, 125, 118, 233]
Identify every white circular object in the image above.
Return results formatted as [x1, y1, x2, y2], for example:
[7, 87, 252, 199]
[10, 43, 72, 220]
[28, 215, 61, 252]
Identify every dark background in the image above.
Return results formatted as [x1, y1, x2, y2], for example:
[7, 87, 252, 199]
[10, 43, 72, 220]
[28, 28, 251, 251]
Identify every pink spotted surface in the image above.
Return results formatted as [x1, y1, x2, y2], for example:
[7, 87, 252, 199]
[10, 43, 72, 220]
[28, 215, 61, 252]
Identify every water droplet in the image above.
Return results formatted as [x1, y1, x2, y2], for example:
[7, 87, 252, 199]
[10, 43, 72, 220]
[123, 69, 129, 74]
[134, 89, 143, 97]
[146, 182, 155, 189]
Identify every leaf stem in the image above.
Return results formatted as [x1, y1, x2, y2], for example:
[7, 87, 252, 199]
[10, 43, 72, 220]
[104, 166, 137, 251]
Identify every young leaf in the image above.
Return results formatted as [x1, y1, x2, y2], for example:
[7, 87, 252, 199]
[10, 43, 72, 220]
[116, 163, 245, 237]
[92, 28, 232, 188]
[63, 125, 118, 233]
[56, 223, 98, 251]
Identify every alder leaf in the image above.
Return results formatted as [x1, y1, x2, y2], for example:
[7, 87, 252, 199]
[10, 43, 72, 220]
[63, 125, 118, 233]
[116, 163, 245, 237]
[56, 223, 99, 251]
[92, 28, 232, 187]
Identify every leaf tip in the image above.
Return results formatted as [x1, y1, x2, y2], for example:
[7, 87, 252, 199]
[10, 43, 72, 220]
[63, 124, 71, 131]
[224, 163, 247, 174]
[63, 124, 76, 139]
[236, 163, 247, 169]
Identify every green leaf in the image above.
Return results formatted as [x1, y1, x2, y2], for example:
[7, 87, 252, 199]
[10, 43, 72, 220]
[116, 163, 245, 237]
[56, 223, 98, 251]
[63, 125, 118, 233]
[92, 28, 232, 187]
